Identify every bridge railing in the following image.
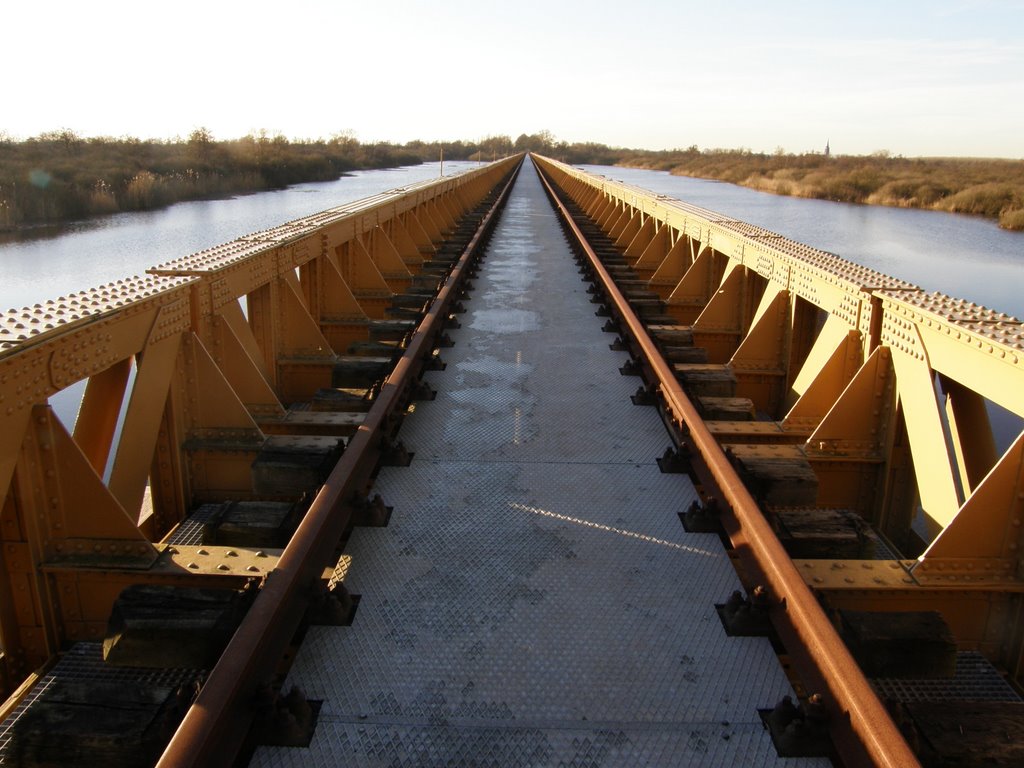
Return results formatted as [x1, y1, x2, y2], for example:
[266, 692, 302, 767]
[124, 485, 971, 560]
[534, 154, 1024, 684]
[0, 156, 520, 685]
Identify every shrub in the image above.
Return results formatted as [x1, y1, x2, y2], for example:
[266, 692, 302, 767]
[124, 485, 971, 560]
[914, 183, 951, 206]
[619, 151, 1023, 226]
[124, 171, 163, 210]
[869, 179, 919, 205]
[1000, 207, 1024, 231]
[938, 183, 1018, 216]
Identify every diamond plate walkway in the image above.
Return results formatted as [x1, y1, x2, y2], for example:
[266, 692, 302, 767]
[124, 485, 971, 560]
[251, 160, 827, 767]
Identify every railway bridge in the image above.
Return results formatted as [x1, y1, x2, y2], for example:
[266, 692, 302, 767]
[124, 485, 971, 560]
[0, 154, 1022, 767]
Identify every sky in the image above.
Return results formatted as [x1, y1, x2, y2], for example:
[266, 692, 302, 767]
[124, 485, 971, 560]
[5, 0, 1024, 157]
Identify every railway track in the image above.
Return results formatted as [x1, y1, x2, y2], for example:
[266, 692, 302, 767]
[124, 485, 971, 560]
[531, 158, 1024, 768]
[1, 154, 1022, 767]
[0, 162, 520, 767]
[534, 163, 914, 767]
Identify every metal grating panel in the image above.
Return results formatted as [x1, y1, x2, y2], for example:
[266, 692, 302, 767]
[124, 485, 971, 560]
[165, 504, 218, 545]
[872, 652, 1022, 703]
[0, 643, 201, 760]
[251, 158, 825, 767]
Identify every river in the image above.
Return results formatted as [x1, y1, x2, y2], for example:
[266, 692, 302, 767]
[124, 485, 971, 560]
[0, 160, 482, 311]
[3, 160, 1020, 318]
[581, 164, 1024, 450]
[1, 158, 1021, 445]
[581, 165, 1024, 321]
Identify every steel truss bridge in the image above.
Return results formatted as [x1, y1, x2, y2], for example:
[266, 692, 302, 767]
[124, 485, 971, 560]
[0, 154, 1021, 767]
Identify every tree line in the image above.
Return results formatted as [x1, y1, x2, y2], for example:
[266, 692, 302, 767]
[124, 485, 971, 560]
[0, 129, 416, 231]
[617, 146, 1024, 231]
[2, 131, 1021, 232]
[0, 130, 582, 232]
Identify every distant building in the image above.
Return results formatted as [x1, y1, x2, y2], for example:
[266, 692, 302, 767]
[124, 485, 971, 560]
[824, 140, 831, 157]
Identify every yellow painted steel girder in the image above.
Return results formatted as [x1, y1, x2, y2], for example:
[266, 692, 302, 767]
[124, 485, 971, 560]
[0, 156, 521, 687]
[533, 153, 1024, 686]
[0, 276, 196, 498]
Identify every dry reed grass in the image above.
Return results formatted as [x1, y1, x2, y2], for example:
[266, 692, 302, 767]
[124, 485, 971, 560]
[621, 150, 1024, 230]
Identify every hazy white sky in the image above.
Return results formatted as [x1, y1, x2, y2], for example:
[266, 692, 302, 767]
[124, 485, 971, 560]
[6, 0, 1023, 157]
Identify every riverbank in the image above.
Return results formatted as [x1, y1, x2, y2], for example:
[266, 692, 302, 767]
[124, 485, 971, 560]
[0, 131, 483, 233]
[6, 133, 1023, 233]
[618, 150, 1024, 231]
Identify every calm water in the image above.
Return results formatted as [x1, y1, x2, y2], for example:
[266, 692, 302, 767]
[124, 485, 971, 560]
[3, 160, 1019, 316]
[580, 165, 1024, 320]
[2, 159, 1021, 445]
[579, 165, 1024, 452]
[0, 160, 482, 434]
[0, 160, 482, 311]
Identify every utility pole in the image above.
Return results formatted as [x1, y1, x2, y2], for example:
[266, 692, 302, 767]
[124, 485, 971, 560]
[440, 147, 444, 177]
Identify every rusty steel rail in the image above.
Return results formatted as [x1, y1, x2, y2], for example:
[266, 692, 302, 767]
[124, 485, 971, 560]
[156, 161, 522, 767]
[534, 160, 920, 768]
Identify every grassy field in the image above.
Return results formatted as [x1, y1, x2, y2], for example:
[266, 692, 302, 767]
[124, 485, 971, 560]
[619, 148, 1024, 231]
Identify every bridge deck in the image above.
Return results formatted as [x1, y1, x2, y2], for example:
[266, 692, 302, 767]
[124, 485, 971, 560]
[251, 162, 824, 766]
